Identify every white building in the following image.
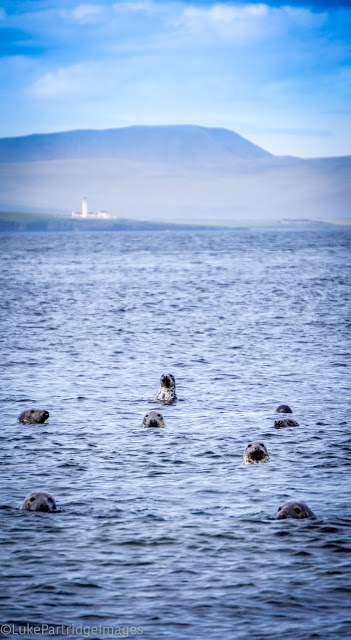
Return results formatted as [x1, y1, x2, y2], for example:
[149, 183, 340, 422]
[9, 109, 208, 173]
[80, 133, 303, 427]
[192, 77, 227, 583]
[72, 197, 113, 219]
[81, 197, 88, 217]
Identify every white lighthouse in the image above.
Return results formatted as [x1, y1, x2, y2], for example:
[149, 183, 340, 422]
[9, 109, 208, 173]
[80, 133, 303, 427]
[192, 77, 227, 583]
[72, 197, 113, 218]
[82, 197, 88, 218]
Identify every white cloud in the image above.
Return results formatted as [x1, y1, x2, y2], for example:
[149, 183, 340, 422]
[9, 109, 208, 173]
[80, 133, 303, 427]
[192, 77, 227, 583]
[63, 4, 101, 23]
[29, 64, 93, 98]
[174, 2, 270, 42]
[184, 3, 268, 24]
[283, 6, 327, 28]
[113, 1, 164, 14]
[173, 2, 328, 44]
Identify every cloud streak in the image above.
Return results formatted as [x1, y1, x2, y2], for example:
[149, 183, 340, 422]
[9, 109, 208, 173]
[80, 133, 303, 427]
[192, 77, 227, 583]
[63, 4, 102, 23]
[29, 63, 95, 98]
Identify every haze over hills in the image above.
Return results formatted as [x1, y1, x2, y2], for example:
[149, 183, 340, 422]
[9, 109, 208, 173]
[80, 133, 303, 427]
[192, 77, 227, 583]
[0, 125, 271, 164]
[0, 125, 350, 224]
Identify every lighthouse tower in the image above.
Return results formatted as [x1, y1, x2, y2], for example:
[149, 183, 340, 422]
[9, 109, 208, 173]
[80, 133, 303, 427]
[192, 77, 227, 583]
[82, 197, 88, 217]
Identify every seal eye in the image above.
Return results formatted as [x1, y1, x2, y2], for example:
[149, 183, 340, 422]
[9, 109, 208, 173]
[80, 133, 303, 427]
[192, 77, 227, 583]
[260, 443, 265, 447]
[294, 506, 302, 515]
[48, 497, 54, 503]
[157, 413, 162, 417]
[29, 496, 35, 502]
[277, 506, 281, 511]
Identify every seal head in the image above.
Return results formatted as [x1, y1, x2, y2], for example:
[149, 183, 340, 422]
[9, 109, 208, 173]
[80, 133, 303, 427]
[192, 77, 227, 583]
[276, 405, 293, 414]
[18, 409, 49, 424]
[22, 492, 57, 512]
[156, 373, 177, 405]
[142, 410, 166, 429]
[276, 501, 314, 520]
[274, 418, 299, 429]
[243, 441, 270, 464]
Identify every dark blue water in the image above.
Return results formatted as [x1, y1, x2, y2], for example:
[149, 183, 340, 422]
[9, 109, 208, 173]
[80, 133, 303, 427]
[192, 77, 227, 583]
[1, 229, 350, 640]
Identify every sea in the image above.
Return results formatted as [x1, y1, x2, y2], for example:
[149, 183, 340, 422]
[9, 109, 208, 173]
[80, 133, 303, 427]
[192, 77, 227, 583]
[0, 228, 350, 640]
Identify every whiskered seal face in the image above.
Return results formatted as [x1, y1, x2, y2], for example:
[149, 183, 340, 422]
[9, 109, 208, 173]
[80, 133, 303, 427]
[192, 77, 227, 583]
[274, 418, 299, 429]
[142, 411, 166, 429]
[22, 492, 57, 512]
[243, 441, 270, 464]
[276, 501, 314, 520]
[276, 405, 293, 414]
[18, 409, 50, 424]
[156, 373, 177, 405]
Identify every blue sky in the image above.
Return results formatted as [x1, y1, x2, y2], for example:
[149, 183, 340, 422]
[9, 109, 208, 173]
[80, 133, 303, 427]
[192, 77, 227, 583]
[0, 0, 350, 157]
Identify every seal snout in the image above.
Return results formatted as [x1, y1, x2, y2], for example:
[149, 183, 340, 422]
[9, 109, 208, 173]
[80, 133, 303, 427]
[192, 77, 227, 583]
[250, 448, 265, 461]
[35, 502, 51, 512]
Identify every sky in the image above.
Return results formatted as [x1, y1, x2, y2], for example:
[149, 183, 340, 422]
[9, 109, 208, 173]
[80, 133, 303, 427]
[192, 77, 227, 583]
[0, 0, 350, 157]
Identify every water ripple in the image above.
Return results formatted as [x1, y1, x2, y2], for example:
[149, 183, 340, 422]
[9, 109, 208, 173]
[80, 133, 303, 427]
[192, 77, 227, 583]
[0, 229, 350, 639]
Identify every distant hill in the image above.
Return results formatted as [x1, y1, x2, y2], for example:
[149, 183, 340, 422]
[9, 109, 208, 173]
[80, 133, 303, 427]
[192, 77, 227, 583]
[0, 210, 230, 232]
[0, 125, 350, 224]
[0, 125, 271, 165]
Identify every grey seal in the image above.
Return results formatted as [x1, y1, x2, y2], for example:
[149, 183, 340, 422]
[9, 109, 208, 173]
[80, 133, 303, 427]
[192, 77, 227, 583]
[276, 501, 314, 520]
[22, 492, 57, 512]
[276, 404, 293, 414]
[156, 373, 177, 405]
[274, 418, 299, 429]
[142, 410, 166, 429]
[18, 409, 49, 424]
[243, 441, 270, 464]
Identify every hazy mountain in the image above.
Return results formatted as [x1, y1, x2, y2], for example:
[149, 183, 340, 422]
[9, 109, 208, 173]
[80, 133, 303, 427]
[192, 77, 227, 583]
[0, 125, 350, 224]
[0, 125, 271, 165]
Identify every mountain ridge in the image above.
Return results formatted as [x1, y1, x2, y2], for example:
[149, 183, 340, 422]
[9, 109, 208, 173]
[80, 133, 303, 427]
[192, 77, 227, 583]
[0, 125, 272, 164]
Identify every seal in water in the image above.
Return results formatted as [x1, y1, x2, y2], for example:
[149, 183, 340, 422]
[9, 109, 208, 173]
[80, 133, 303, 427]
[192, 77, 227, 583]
[142, 410, 166, 429]
[243, 441, 270, 464]
[156, 373, 177, 405]
[18, 409, 49, 424]
[276, 405, 293, 414]
[22, 492, 57, 512]
[276, 501, 314, 520]
[274, 418, 299, 429]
